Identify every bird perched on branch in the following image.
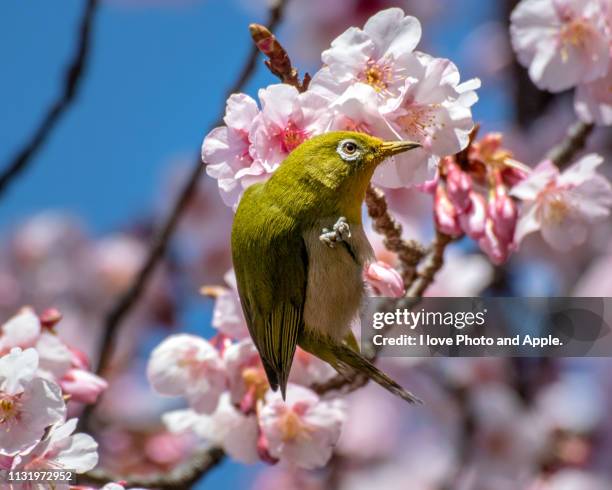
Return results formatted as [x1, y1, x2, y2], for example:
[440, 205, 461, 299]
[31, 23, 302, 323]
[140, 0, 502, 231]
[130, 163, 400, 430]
[231, 131, 422, 404]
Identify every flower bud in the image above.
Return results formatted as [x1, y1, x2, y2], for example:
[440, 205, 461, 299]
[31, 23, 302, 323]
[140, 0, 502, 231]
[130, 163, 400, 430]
[434, 186, 462, 237]
[478, 219, 512, 265]
[60, 368, 108, 404]
[488, 181, 517, 244]
[445, 161, 472, 212]
[39, 308, 62, 330]
[459, 192, 487, 240]
[364, 261, 404, 297]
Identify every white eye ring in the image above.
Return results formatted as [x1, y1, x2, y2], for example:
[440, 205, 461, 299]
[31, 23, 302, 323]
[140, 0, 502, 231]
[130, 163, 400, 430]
[337, 139, 361, 161]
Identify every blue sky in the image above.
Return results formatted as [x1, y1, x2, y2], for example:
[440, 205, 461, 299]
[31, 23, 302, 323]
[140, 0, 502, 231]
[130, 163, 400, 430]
[0, 1, 507, 487]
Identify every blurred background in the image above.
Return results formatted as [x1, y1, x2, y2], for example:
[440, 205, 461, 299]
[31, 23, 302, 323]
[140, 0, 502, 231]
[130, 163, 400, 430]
[1, 0, 611, 488]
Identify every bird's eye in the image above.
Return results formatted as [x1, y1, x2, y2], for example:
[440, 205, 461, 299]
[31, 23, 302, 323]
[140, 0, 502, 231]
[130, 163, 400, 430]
[343, 141, 357, 154]
[337, 139, 361, 161]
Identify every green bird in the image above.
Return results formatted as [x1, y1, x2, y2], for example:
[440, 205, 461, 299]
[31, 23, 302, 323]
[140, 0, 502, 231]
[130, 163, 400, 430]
[231, 131, 422, 404]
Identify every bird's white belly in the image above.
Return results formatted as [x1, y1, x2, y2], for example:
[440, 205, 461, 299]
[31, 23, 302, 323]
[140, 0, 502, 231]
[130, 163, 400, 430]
[302, 219, 374, 342]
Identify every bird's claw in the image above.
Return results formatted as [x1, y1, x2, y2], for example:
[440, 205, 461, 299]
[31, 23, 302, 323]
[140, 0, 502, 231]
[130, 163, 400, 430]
[319, 217, 351, 248]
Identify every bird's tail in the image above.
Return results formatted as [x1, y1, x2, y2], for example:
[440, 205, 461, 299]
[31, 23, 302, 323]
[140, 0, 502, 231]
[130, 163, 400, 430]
[300, 333, 422, 405]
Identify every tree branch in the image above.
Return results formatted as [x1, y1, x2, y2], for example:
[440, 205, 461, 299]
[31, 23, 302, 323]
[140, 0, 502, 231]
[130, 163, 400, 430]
[0, 0, 98, 198]
[405, 231, 453, 298]
[365, 185, 426, 287]
[80, 446, 225, 490]
[546, 120, 594, 168]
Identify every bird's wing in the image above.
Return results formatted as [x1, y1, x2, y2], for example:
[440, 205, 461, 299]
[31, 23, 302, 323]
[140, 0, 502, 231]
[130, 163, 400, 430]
[231, 185, 308, 398]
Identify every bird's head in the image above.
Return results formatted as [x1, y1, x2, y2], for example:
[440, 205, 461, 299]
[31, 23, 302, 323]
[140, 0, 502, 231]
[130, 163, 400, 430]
[297, 131, 421, 175]
[267, 131, 421, 221]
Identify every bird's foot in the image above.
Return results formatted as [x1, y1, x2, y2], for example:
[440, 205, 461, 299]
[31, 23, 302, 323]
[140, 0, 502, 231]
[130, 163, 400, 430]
[319, 217, 351, 248]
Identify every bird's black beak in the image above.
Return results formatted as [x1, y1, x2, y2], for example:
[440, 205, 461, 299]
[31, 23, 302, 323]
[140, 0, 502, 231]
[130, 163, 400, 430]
[380, 140, 421, 158]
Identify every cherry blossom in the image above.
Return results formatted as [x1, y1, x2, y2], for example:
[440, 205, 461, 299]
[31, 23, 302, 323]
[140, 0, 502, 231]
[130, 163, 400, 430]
[511, 155, 612, 250]
[147, 334, 226, 414]
[203, 93, 261, 209]
[0, 348, 65, 456]
[258, 384, 345, 469]
[249, 84, 331, 171]
[223, 338, 268, 412]
[209, 270, 249, 340]
[510, 0, 610, 92]
[375, 54, 480, 187]
[0, 308, 40, 353]
[163, 393, 259, 464]
[15, 418, 98, 478]
[575, 66, 612, 126]
[311, 8, 422, 102]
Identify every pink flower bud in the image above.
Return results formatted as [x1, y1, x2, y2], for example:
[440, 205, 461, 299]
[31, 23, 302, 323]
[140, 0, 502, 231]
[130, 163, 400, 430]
[60, 368, 108, 404]
[434, 186, 463, 237]
[446, 161, 472, 212]
[478, 219, 512, 265]
[488, 178, 517, 244]
[39, 308, 62, 330]
[364, 261, 404, 297]
[69, 346, 91, 370]
[501, 165, 528, 187]
[459, 192, 487, 240]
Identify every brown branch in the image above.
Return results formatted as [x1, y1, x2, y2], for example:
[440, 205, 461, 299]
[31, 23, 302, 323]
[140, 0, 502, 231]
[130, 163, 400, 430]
[546, 120, 594, 168]
[81, 446, 225, 490]
[405, 231, 453, 298]
[0, 0, 98, 198]
[249, 22, 311, 91]
[365, 185, 426, 287]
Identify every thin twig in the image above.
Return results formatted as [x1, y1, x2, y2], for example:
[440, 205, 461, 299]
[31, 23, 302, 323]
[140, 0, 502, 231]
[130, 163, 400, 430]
[405, 231, 453, 298]
[0, 0, 98, 197]
[546, 120, 594, 168]
[80, 446, 225, 490]
[91, 0, 287, 380]
[365, 185, 426, 287]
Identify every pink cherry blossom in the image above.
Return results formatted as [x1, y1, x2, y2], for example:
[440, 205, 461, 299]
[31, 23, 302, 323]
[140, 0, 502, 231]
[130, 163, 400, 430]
[0, 308, 41, 353]
[328, 83, 397, 138]
[375, 54, 479, 187]
[311, 8, 422, 102]
[16, 418, 98, 476]
[163, 393, 259, 464]
[35, 331, 73, 380]
[287, 347, 337, 386]
[59, 368, 108, 404]
[210, 270, 249, 340]
[511, 155, 612, 251]
[203, 93, 260, 209]
[0, 348, 65, 455]
[364, 260, 405, 297]
[510, 0, 610, 92]
[258, 384, 345, 469]
[147, 334, 226, 414]
[223, 338, 268, 412]
[575, 66, 612, 125]
[249, 84, 331, 172]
